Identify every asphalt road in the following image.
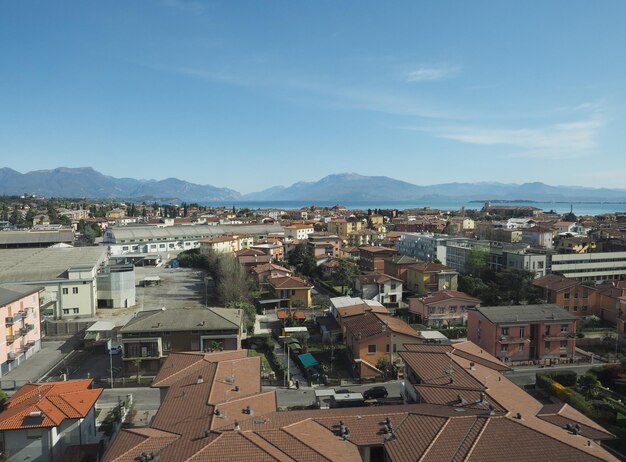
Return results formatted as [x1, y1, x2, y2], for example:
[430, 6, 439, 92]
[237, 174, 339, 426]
[269, 380, 404, 408]
[504, 362, 605, 387]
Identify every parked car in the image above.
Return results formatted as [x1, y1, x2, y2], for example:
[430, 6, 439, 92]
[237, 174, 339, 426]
[363, 386, 388, 400]
[109, 345, 123, 355]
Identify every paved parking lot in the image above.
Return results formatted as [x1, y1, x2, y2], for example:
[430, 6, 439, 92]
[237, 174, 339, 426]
[134, 266, 209, 311]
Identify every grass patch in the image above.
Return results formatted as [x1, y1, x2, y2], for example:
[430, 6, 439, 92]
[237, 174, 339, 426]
[248, 349, 272, 375]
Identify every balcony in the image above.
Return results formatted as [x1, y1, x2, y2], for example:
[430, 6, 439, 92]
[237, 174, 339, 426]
[5, 313, 23, 325]
[6, 335, 15, 345]
[499, 336, 529, 344]
[25, 340, 36, 349]
[7, 350, 23, 361]
[545, 333, 575, 341]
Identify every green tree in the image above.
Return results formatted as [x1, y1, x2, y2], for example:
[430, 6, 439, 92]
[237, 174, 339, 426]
[376, 356, 394, 379]
[578, 373, 600, 400]
[287, 244, 317, 277]
[0, 389, 8, 409]
[465, 248, 490, 279]
[334, 259, 359, 295]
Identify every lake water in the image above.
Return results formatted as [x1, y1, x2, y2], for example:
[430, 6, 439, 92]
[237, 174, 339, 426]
[201, 200, 626, 216]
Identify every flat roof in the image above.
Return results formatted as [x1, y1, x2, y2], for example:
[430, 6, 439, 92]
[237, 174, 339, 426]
[473, 304, 577, 324]
[0, 247, 106, 283]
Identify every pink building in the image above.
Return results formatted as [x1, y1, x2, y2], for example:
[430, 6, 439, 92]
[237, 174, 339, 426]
[408, 290, 480, 327]
[1, 284, 42, 377]
[467, 304, 577, 364]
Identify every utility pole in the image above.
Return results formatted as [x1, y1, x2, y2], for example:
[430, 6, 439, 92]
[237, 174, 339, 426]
[110, 347, 114, 389]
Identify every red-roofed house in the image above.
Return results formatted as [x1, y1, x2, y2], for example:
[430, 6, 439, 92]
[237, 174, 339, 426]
[0, 379, 102, 462]
[268, 276, 314, 308]
[409, 290, 481, 327]
[343, 311, 420, 378]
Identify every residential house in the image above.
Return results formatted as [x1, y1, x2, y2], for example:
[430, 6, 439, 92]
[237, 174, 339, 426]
[554, 221, 586, 235]
[467, 304, 577, 364]
[358, 246, 397, 273]
[554, 236, 597, 254]
[533, 274, 596, 320]
[250, 242, 284, 261]
[267, 276, 313, 308]
[284, 224, 315, 240]
[405, 262, 458, 295]
[235, 249, 272, 270]
[102, 348, 618, 462]
[327, 218, 362, 237]
[594, 281, 626, 326]
[307, 232, 342, 261]
[329, 296, 389, 329]
[347, 229, 378, 247]
[119, 307, 244, 374]
[343, 311, 420, 378]
[383, 255, 419, 285]
[521, 226, 555, 249]
[339, 246, 360, 261]
[400, 342, 615, 460]
[408, 290, 480, 327]
[1, 284, 42, 377]
[199, 234, 252, 255]
[354, 273, 403, 305]
[0, 380, 103, 462]
[448, 217, 475, 233]
[251, 262, 292, 286]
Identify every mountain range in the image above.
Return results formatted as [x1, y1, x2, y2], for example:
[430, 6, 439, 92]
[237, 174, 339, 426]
[2, 167, 626, 203]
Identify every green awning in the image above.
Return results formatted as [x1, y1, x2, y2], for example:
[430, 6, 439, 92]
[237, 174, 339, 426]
[298, 353, 319, 369]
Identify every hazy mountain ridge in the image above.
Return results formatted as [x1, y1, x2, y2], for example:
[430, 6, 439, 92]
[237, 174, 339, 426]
[1, 168, 626, 202]
[0, 167, 241, 202]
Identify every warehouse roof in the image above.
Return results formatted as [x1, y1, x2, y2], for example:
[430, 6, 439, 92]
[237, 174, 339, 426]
[0, 247, 106, 283]
[103, 224, 285, 242]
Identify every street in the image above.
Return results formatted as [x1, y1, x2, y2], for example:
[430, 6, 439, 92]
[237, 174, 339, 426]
[504, 362, 605, 387]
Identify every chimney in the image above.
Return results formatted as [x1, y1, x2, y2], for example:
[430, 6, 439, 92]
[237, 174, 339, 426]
[197, 375, 204, 384]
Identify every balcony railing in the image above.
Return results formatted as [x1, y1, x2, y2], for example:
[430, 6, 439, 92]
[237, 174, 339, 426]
[499, 336, 529, 344]
[5, 313, 23, 325]
[6, 335, 15, 345]
[7, 350, 23, 360]
[545, 333, 575, 341]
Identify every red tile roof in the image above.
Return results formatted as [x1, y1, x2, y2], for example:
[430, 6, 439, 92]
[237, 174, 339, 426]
[0, 379, 102, 430]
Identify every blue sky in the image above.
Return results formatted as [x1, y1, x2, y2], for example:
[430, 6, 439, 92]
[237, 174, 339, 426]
[1, 1, 624, 193]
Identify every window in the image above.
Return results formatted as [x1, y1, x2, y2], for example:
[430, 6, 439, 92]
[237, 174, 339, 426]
[545, 326, 550, 336]
[582, 305, 588, 312]
[62, 288, 69, 295]
[519, 327, 525, 338]
[545, 341, 550, 351]
[501, 344, 508, 353]
[519, 343, 524, 352]
[73, 287, 78, 294]
[62, 309, 70, 315]
[560, 341, 567, 349]
[502, 327, 509, 336]
[428, 307, 435, 314]
[390, 283, 396, 290]
[564, 292, 570, 299]
[72, 308, 79, 314]
[560, 325, 568, 333]
[122, 246, 129, 251]
[438, 307, 445, 314]
[449, 306, 457, 313]
[368, 345, 376, 354]
[386, 344, 390, 352]
[291, 290, 296, 296]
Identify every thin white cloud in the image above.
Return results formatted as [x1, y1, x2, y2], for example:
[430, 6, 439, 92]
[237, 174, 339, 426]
[426, 117, 605, 159]
[406, 65, 460, 82]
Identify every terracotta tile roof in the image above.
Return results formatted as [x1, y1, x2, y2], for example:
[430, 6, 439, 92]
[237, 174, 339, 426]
[537, 403, 614, 440]
[0, 379, 102, 430]
[358, 245, 397, 253]
[533, 274, 581, 292]
[235, 249, 266, 257]
[408, 262, 457, 273]
[251, 263, 292, 275]
[268, 276, 313, 289]
[384, 414, 448, 461]
[400, 350, 485, 390]
[413, 385, 506, 412]
[424, 415, 489, 461]
[343, 312, 419, 340]
[357, 272, 402, 285]
[103, 428, 179, 462]
[185, 432, 279, 462]
[467, 417, 610, 462]
[414, 290, 481, 306]
[256, 429, 331, 462]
